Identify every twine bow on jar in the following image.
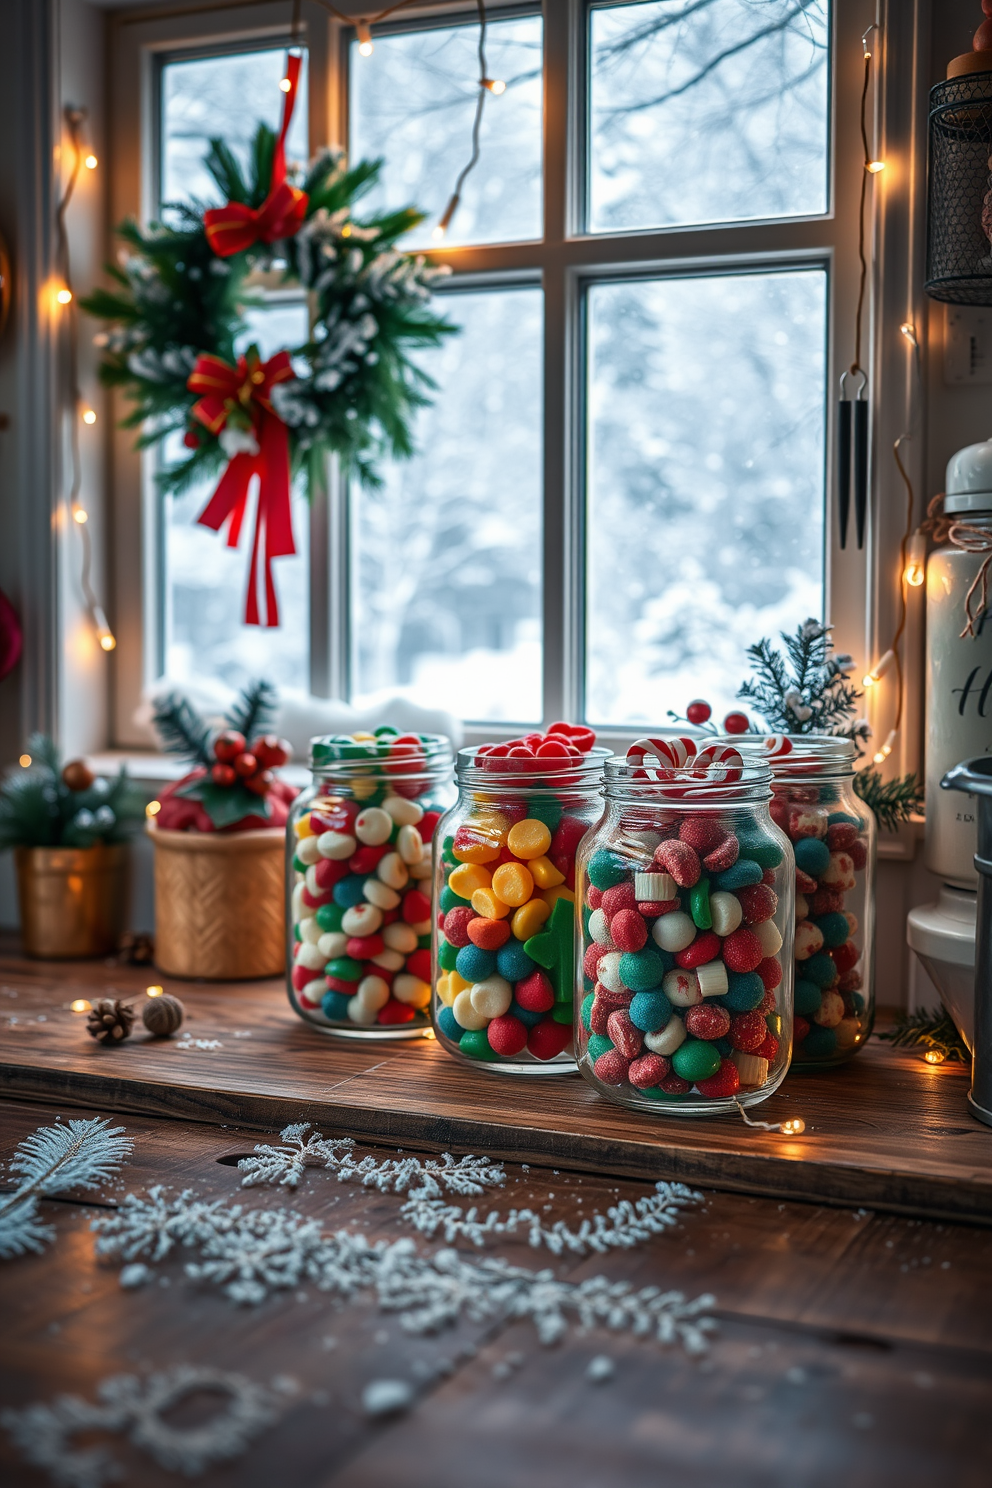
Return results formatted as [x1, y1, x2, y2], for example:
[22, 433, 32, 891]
[920, 494, 992, 639]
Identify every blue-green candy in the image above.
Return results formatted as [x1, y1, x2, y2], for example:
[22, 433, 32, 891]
[618, 946, 669, 991]
[720, 971, 765, 1012]
[814, 911, 849, 948]
[325, 956, 362, 982]
[804, 951, 838, 988]
[456, 945, 495, 982]
[587, 1033, 614, 1062]
[587, 851, 630, 890]
[581, 992, 596, 1031]
[827, 811, 860, 828]
[440, 885, 470, 913]
[713, 859, 763, 891]
[629, 990, 673, 1032]
[525, 796, 563, 830]
[321, 990, 351, 1020]
[333, 875, 368, 908]
[794, 837, 831, 877]
[437, 1005, 461, 1041]
[438, 938, 459, 972]
[496, 942, 536, 982]
[736, 831, 784, 869]
[799, 1024, 838, 1058]
[672, 1039, 721, 1083]
[794, 978, 823, 1016]
[515, 998, 546, 1030]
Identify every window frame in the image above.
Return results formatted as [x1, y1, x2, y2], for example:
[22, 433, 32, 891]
[107, 0, 924, 777]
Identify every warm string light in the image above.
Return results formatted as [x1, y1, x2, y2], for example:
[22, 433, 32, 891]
[18, 754, 31, 768]
[904, 532, 926, 587]
[84, 153, 97, 170]
[924, 1049, 945, 1065]
[81, 407, 96, 425]
[145, 800, 161, 818]
[70, 999, 92, 1014]
[862, 649, 895, 688]
[146, 985, 164, 998]
[734, 1101, 806, 1137]
[56, 287, 73, 305]
[873, 729, 898, 765]
[866, 159, 886, 174]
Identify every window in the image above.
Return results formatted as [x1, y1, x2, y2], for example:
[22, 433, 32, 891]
[110, 0, 893, 748]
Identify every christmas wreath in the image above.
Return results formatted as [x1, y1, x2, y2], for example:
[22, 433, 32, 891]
[81, 56, 453, 626]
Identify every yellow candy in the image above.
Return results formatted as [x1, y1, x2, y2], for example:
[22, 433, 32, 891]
[351, 777, 379, 801]
[540, 884, 575, 908]
[449, 862, 493, 899]
[469, 810, 510, 843]
[528, 854, 565, 889]
[470, 886, 512, 920]
[452, 832, 502, 864]
[294, 812, 315, 839]
[507, 818, 552, 860]
[436, 973, 454, 1007]
[511, 898, 551, 940]
[448, 969, 471, 997]
[351, 731, 377, 741]
[491, 862, 535, 908]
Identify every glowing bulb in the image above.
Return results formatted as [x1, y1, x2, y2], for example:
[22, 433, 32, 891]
[82, 408, 96, 425]
[341, 224, 352, 238]
[146, 985, 164, 998]
[279, 76, 292, 92]
[431, 225, 446, 242]
[862, 649, 895, 688]
[19, 754, 31, 767]
[924, 1049, 945, 1065]
[781, 1118, 806, 1136]
[356, 22, 373, 55]
[872, 729, 898, 765]
[867, 160, 886, 174]
[146, 800, 161, 818]
[99, 631, 116, 651]
[70, 999, 92, 1013]
[56, 287, 73, 304]
[358, 40, 374, 56]
[84, 153, 97, 170]
[482, 78, 506, 94]
[904, 533, 926, 588]
[432, 192, 460, 243]
[73, 506, 88, 524]
[900, 322, 918, 347]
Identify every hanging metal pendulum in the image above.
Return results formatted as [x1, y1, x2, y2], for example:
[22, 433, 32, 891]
[838, 367, 868, 550]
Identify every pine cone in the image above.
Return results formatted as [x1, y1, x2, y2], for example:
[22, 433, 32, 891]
[86, 998, 135, 1045]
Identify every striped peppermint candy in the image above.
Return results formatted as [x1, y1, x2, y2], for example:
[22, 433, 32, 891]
[689, 743, 744, 783]
[762, 734, 794, 758]
[626, 736, 697, 780]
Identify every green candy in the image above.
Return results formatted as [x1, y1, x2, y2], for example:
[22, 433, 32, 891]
[374, 725, 399, 738]
[671, 1038, 721, 1084]
[551, 1003, 573, 1024]
[525, 796, 564, 831]
[581, 992, 595, 1032]
[804, 951, 838, 988]
[417, 932, 432, 949]
[439, 885, 469, 914]
[315, 903, 344, 933]
[814, 911, 849, 948]
[460, 1029, 500, 1061]
[586, 1033, 614, 1062]
[438, 938, 459, 971]
[325, 956, 362, 982]
[587, 851, 630, 890]
[794, 978, 823, 1016]
[736, 831, 784, 870]
[799, 1024, 837, 1059]
[524, 896, 575, 1001]
[638, 1087, 687, 1101]
[765, 1012, 782, 1038]
[618, 947, 667, 991]
[689, 877, 712, 930]
[292, 856, 308, 875]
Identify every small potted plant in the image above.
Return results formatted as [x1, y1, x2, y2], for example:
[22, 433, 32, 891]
[0, 736, 144, 957]
[148, 680, 297, 980]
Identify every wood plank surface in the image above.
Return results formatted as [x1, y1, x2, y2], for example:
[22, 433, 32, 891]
[1, 943, 989, 1224]
[1, 1100, 990, 1488]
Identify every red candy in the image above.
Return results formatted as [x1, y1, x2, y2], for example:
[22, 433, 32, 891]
[757, 955, 782, 990]
[758, 988, 777, 1014]
[796, 868, 819, 895]
[675, 930, 721, 968]
[610, 908, 648, 953]
[722, 927, 763, 973]
[583, 942, 609, 979]
[606, 1009, 643, 1059]
[659, 1072, 692, 1094]
[347, 935, 384, 959]
[586, 886, 603, 910]
[827, 821, 858, 851]
[378, 999, 416, 1025]
[849, 839, 868, 870]
[467, 916, 511, 951]
[551, 814, 590, 859]
[638, 899, 679, 917]
[723, 711, 749, 735]
[314, 857, 347, 891]
[406, 948, 432, 982]
[488, 1014, 528, 1057]
[516, 970, 555, 1013]
[593, 1049, 631, 1085]
[696, 1059, 741, 1098]
[730, 1011, 767, 1052]
[794, 1015, 810, 1043]
[443, 907, 475, 947]
[654, 839, 701, 888]
[809, 887, 844, 916]
[419, 811, 441, 841]
[839, 968, 862, 993]
[679, 817, 725, 854]
[735, 884, 778, 925]
[769, 796, 789, 831]
[547, 720, 597, 752]
[703, 834, 739, 873]
[757, 1033, 779, 1062]
[628, 1053, 670, 1087]
[401, 889, 431, 924]
[684, 1003, 731, 1040]
[291, 964, 318, 993]
[528, 1018, 572, 1061]
[301, 886, 334, 909]
[601, 882, 637, 919]
[349, 845, 388, 875]
[830, 940, 859, 975]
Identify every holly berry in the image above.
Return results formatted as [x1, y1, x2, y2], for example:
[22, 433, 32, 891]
[723, 711, 750, 735]
[233, 752, 258, 777]
[252, 734, 291, 769]
[244, 768, 274, 796]
[211, 762, 236, 787]
[61, 759, 95, 792]
[183, 430, 200, 449]
[213, 730, 246, 763]
[686, 699, 712, 726]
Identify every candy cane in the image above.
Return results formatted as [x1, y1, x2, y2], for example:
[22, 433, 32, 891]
[762, 734, 793, 758]
[689, 744, 744, 783]
[626, 736, 697, 778]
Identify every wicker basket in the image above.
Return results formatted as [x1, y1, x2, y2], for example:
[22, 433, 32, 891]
[149, 823, 286, 980]
[15, 843, 128, 958]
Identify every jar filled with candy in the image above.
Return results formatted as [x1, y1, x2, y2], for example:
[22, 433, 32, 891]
[575, 739, 794, 1115]
[731, 735, 875, 1067]
[432, 726, 609, 1073]
[288, 730, 454, 1037]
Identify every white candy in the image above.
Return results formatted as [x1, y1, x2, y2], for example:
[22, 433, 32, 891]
[295, 941, 327, 972]
[813, 989, 844, 1028]
[394, 973, 431, 1009]
[291, 882, 308, 923]
[821, 851, 856, 891]
[383, 795, 424, 826]
[795, 894, 809, 922]
[341, 903, 383, 937]
[317, 931, 348, 959]
[408, 917, 433, 937]
[453, 988, 489, 1030]
[662, 968, 702, 1007]
[355, 807, 393, 846]
[645, 1014, 687, 1055]
[408, 856, 433, 880]
[596, 951, 626, 994]
[708, 891, 743, 938]
[844, 911, 859, 936]
[470, 975, 513, 1020]
[300, 918, 323, 946]
[731, 1050, 769, 1086]
[755, 919, 783, 957]
[297, 977, 327, 1009]
[371, 948, 405, 972]
[364, 880, 401, 911]
[383, 922, 418, 954]
[588, 908, 614, 946]
[378, 852, 410, 890]
[651, 911, 696, 954]
[633, 871, 676, 901]
[795, 921, 824, 960]
[317, 830, 356, 861]
[696, 960, 729, 998]
[348, 975, 391, 1024]
[397, 825, 424, 865]
[304, 864, 321, 898]
[295, 835, 322, 866]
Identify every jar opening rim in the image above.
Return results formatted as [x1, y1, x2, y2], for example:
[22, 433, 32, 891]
[456, 743, 611, 787]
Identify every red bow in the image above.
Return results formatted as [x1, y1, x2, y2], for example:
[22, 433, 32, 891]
[188, 350, 297, 627]
[204, 53, 308, 258]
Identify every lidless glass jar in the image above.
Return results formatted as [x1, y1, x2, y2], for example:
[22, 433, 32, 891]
[575, 758, 794, 1115]
[287, 730, 454, 1038]
[432, 747, 610, 1073]
[732, 736, 876, 1067]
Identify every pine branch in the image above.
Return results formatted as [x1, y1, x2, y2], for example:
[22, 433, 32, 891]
[225, 680, 277, 741]
[737, 619, 862, 737]
[878, 1006, 969, 1063]
[853, 768, 924, 831]
[0, 1118, 132, 1259]
[151, 693, 212, 765]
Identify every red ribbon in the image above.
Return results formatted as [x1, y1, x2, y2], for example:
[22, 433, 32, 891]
[188, 350, 297, 627]
[204, 53, 308, 258]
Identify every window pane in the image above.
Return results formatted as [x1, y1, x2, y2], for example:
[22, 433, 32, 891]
[589, 0, 829, 233]
[351, 288, 543, 723]
[349, 17, 542, 248]
[586, 271, 827, 727]
[162, 303, 310, 693]
[161, 48, 308, 208]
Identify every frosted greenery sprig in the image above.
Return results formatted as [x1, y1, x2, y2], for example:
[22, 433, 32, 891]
[237, 1123, 506, 1197]
[0, 1118, 133, 1259]
[737, 618, 869, 742]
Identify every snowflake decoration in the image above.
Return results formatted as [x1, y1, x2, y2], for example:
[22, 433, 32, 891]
[237, 1124, 506, 1198]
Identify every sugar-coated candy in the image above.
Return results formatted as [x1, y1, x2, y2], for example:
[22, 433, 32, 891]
[515, 969, 555, 1012]
[594, 1049, 631, 1085]
[679, 817, 724, 853]
[794, 921, 824, 960]
[756, 955, 782, 990]
[821, 851, 856, 891]
[588, 908, 613, 945]
[735, 883, 778, 925]
[496, 941, 536, 982]
[813, 989, 844, 1027]
[675, 930, 720, 969]
[662, 968, 702, 1007]
[651, 911, 696, 954]
[629, 1053, 671, 1088]
[528, 1018, 572, 1061]
[610, 908, 648, 953]
[470, 976, 513, 1020]
[729, 1011, 767, 1052]
[695, 1059, 740, 1098]
[713, 858, 763, 891]
[600, 882, 636, 918]
[654, 840, 701, 888]
[488, 1014, 529, 1057]
[722, 971, 764, 1011]
[583, 942, 608, 979]
[618, 946, 669, 991]
[721, 927, 763, 974]
[607, 1008, 643, 1059]
[443, 907, 474, 947]
[596, 951, 626, 995]
[702, 834, 739, 873]
[684, 1003, 731, 1041]
[587, 850, 630, 889]
[629, 990, 673, 1032]
[644, 1014, 688, 1055]
[802, 1023, 837, 1058]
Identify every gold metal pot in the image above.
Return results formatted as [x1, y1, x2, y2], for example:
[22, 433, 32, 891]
[149, 822, 285, 980]
[15, 843, 129, 958]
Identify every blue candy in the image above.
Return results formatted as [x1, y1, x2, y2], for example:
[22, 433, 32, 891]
[619, 946, 670, 991]
[511, 998, 544, 1029]
[580, 991, 596, 1032]
[629, 990, 673, 1033]
[736, 832, 784, 869]
[814, 911, 849, 948]
[497, 942, 536, 983]
[321, 990, 352, 1020]
[333, 874, 368, 908]
[721, 972, 765, 1012]
[804, 951, 838, 988]
[713, 859, 763, 891]
[794, 978, 824, 1016]
[455, 944, 496, 983]
[800, 1024, 838, 1058]
[794, 837, 831, 877]
[437, 1005, 462, 1042]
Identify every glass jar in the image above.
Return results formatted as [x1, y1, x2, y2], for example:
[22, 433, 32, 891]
[287, 730, 454, 1038]
[575, 758, 794, 1115]
[432, 747, 611, 1073]
[732, 736, 876, 1068]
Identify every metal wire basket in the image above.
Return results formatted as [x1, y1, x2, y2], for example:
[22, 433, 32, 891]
[926, 71, 992, 305]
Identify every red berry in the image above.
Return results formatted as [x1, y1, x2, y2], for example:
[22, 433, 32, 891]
[684, 1003, 731, 1040]
[686, 699, 712, 725]
[443, 907, 475, 947]
[593, 1049, 631, 1085]
[723, 712, 749, 735]
[679, 817, 724, 853]
[211, 762, 236, 786]
[703, 834, 740, 873]
[606, 1008, 643, 1059]
[696, 1059, 741, 1098]
[601, 882, 637, 919]
[213, 730, 246, 763]
[467, 916, 511, 951]
[736, 884, 778, 924]
[401, 889, 432, 925]
[183, 429, 200, 448]
[244, 768, 273, 795]
[628, 1052, 670, 1088]
[528, 1018, 572, 1061]
[654, 839, 701, 888]
[756, 956, 783, 990]
[488, 1014, 528, 1057]
[610, 908, 648, 953]
[516, 970, 555, 1012]
[730, 1011, 767, 1052]
[659, 1072, 692, 1095]
[233, 751, 257, 777]
[252, 734, 291, 769]
[377, 999, 416, 1025]
[676, 930, 721, 968]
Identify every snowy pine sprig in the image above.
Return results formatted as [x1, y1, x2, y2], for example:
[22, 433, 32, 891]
[0, 1118, 133, 1259]
[237, 1124, 506, 1198]
[737, 618, 870, 743]
[398, 1181, 702, 1256]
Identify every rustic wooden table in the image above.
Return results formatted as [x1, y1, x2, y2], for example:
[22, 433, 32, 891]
[1, 944, 990, 1486]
